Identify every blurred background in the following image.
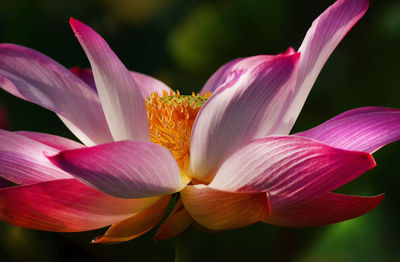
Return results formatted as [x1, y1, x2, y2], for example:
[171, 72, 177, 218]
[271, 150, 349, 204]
[0, 0, 399, 261]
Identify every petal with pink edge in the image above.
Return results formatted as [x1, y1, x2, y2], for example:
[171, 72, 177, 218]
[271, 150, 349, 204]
[70, 18, 149, 142]
[0, 178, 159, 232]
[209, 136, 375, 209]
[0, 130, 72, 185]
[0, 44, 112, 146]
[154, 199, 193, 241]
[190, 53, 300, 182]
[296, 107, 400, 153]
[180, 185, 269, 231]
[280, 0, 369, 134]
[16, 131, 83, 151]
[92, 196, 170, 244]
[264, 192, 384, 227]
[48, 140, 185, 198]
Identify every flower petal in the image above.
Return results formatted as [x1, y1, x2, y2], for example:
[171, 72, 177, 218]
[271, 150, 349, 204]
[16, 131, 83, 151]
[281, 0, 369, 133]
[264, 192, 384, 227]
[70, 18, 149, 142]
[180, 185, 269, 230]
[209, 136, 375, 209]
[69, 67, 97, 91]
[0, 130, 72, 185]
[0, 178, 159, 232]
[154, 199, 193, 241]
[190, 53, 300, 182]
[0, 44, 113, 146]
[48, 140, 185, 198]
[92, 196, 170, 244]
[296, 107, 400, 153]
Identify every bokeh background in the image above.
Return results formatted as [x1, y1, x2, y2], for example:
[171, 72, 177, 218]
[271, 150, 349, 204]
[0, 0, 399, 261]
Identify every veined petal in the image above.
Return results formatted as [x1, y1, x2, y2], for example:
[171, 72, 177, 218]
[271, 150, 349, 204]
[0, 129, 72, 185]
[0, 178, 159, 232]
[0, 44, 113, 146]
[209, 136, 375, 209]
[296, 107, 400, 153]
[92, 196, 170, 244]
[16, 131, 84, 151]
[280, 0, 369, 134]
[190, 53, 300, 182]
[48, 140, 185, 198]
[181, 185, 269, 230]
[264, 192, 384, 227]
[70, 18, 149, 142]
[154, 199, 193, 241]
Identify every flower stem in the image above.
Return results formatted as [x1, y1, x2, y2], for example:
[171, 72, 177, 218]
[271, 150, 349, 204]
[174, 233, 191, 262]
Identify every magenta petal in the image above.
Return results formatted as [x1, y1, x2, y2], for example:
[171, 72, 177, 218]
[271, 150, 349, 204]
[296, 107, 400, 153]
[0, 178, 159, 232]
[0, 130, 72, 185]
[70, 18, 149, 142]
[48, 140, 184, 198]
[0, 44, 113, 146]
[69, 67, 97, 91]
[16, 131, 84, 151]
[264, 192, 384, 227]
[190, 53, 300, 182]
[209, 136, 375, 209]
[282, 0, 369, 134]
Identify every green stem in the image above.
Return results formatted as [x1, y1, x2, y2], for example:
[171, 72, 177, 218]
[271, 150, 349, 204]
[174, 233, 191, 262]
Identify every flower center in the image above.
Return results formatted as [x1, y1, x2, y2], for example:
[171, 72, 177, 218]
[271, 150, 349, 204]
[145, 90, 211, 170]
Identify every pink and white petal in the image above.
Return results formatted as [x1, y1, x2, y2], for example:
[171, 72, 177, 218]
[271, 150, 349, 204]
[70, 18, 149, 142]
[0, 44, 113, 146]
[0, 178, 160, 232]
[281, 0, 369, 134]
[0, 130, 72, 184]
[264, 192, 384, 228]
[209, 136, 375, 209]
[154, 199, 193, 241]
[180, 185, 269, 231]
[190, 53, 300, 182]
[92, 196, 170, 244]
[48, 140, 185, 198]
[296, 107, 400, 153]
[16, 131, 84, 151]
[69, 67, 96, 91]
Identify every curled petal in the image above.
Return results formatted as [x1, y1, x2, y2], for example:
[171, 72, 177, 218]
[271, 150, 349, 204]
[181, 185, 269, 230]
[264, 192, 384, 227]
[296, 107, 400, 153]
[48, 140, 185, 198]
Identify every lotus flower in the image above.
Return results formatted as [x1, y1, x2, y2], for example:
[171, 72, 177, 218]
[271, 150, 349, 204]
[0, 0, 398, 244]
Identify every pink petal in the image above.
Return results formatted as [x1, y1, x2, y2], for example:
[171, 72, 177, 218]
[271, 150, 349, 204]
[264, 192, 384, 227]
[48, 140, 184, 198]
[0, 129, 72, 185]
[92, 196, 170, 244]
[154, 199, 193, 241]
[180, 185, 269, 230]
[282, 0, 369, 134]
[296, 107, 400, 153]
[190, 53, 300, 182]
[209, 136, 375, 209]
[0, 44, 113, 146]
[16, 131, 84, 151]
[0, 178, 160, 232]
[69, 67, 96, 91]
[70, 18, 149, 142]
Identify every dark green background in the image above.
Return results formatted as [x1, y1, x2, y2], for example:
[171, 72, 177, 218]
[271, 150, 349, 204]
[0, 0, 399, 261]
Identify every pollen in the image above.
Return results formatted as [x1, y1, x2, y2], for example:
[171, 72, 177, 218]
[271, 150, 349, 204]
[145, 90, 211, 170]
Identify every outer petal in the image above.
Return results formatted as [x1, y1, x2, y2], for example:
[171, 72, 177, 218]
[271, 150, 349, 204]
[296, 107, 400, 153]
[92, 196, 170, 244]
[190, 53, 300, 182]
[70, 18, 149, 142]
[16, 131, 84, 151]
[154, 199, 193, 241]
[280, 0, 369, 134]
[180, 185, 269, 230]
[0, 44, 113, 146]
[0, 178, 159, 232]
[264, 192, 384, 227]
[48, 140, 185, 198]
[209, 136, 375, 209]
[0, 130, 72, 185]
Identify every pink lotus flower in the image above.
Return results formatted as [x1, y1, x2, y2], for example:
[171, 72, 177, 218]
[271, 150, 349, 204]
[0, 0, 399, 243]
